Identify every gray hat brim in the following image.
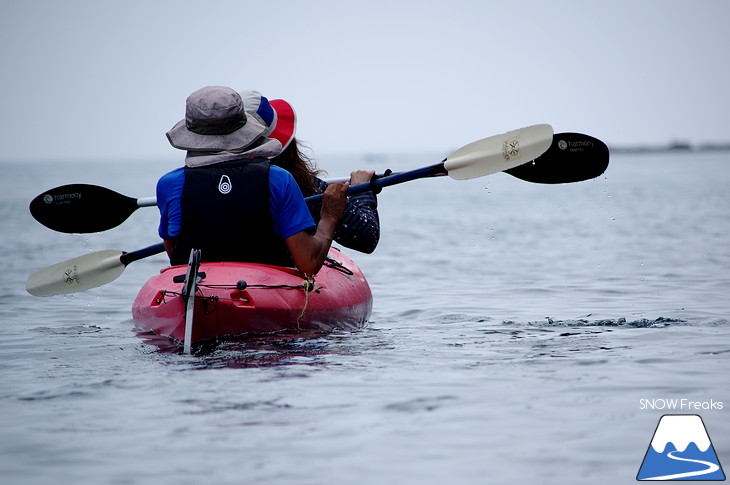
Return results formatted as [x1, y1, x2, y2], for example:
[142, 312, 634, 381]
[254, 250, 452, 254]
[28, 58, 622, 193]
[166, 112, 268, 152]
[184, 138, 285, 168]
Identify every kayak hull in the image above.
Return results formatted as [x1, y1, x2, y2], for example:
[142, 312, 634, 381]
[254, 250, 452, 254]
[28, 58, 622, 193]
[131, 248, 372, 346]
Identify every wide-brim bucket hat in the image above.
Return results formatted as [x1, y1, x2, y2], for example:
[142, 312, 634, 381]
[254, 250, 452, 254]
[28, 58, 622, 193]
[167, 86, 268, 152]
[268, 99, 296, 151]
[237, 92, 297, 152]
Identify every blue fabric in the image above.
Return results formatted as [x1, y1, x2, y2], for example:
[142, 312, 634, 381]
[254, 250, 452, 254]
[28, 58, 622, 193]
[156, 167, 185, 240]
[269, 165, 316, 238]
[157, 164, 314, 241]
[257, 96, 275, 127]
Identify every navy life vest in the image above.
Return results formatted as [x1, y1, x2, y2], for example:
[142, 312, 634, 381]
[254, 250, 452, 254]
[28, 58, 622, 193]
[170, 158, 293, 266]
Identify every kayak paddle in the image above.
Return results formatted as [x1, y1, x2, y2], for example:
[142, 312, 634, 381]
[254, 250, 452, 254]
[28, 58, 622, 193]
[26, 243, 166, 297]
[30, 124, 557, 234]
[30, 128, 609, 235]
[29, 185, 156, 234]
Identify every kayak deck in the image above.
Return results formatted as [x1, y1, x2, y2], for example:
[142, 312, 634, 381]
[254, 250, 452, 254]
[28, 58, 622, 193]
[131, 248, 372, 347]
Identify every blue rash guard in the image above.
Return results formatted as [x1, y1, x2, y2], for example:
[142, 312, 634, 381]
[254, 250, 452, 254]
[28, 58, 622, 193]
[156, 160, 315, 265]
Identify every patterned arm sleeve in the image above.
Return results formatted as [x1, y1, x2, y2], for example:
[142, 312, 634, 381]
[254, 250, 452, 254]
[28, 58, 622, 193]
[310, 177, 381, 254]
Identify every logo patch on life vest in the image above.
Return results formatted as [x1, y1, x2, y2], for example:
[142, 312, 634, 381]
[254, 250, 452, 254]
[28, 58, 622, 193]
[218, 175, 232, 194]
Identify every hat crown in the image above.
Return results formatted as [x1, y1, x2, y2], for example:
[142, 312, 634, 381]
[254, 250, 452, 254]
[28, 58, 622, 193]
[186, 86, 242, 120]
[184, 86, 247, 136]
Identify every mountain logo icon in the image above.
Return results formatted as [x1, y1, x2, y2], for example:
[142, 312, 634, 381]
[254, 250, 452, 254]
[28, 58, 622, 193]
[637, 414, 725, 481]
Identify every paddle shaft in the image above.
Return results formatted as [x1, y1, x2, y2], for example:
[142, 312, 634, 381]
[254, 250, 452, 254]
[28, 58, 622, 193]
[306, 163, 446, 205]
[120, 243, 166, 265]
[137, 197, 156, 208]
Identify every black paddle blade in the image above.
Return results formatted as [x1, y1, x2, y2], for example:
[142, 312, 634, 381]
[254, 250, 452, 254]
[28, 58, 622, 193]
[29, 184, 140, 233]
[505, 133, 609, 184]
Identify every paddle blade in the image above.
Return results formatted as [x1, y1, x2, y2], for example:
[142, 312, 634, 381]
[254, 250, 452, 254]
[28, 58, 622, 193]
[505, 133, 609, 183]
[26, 250, 125, 297]
[29, 184, 141, 233]
[443, 124, 553, 180]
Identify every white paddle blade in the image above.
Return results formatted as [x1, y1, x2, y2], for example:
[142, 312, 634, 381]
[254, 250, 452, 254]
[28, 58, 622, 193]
[26, 250, 125, 297]
[444, 124, 554, 180]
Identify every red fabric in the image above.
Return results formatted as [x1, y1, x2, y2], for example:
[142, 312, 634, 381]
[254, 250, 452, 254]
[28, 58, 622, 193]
[268, 99, 296, 149]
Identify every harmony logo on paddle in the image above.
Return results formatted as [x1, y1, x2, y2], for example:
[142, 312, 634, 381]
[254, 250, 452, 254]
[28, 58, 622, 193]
[557, 139, 594, 152]
[637, 414, 725, 481]
[43, 191, 82, 205]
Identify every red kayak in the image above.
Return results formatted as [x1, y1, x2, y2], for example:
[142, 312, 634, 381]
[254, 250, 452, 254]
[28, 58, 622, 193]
[131, 248, 372, 347]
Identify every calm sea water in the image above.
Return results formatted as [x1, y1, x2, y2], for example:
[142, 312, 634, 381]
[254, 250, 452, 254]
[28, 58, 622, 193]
[1, 150, 728, 484]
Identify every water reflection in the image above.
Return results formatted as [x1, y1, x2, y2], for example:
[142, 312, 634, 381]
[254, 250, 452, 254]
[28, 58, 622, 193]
[136, 329, 374, 369]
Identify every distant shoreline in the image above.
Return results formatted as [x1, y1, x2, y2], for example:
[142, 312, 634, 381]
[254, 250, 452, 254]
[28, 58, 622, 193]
[610, 141, 730, 154]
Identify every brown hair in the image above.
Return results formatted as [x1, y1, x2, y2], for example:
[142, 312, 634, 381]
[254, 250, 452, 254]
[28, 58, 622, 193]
[270, 138, 323, 195]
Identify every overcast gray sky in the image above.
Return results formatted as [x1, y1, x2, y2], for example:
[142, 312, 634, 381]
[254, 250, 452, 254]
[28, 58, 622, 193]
[1, 0, 728, 163]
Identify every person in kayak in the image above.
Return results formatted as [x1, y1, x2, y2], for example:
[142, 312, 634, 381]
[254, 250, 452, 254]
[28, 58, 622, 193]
[240, 93, 380, 254]
[275, 141, 379, 253]
[157, 85, 348, 276]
